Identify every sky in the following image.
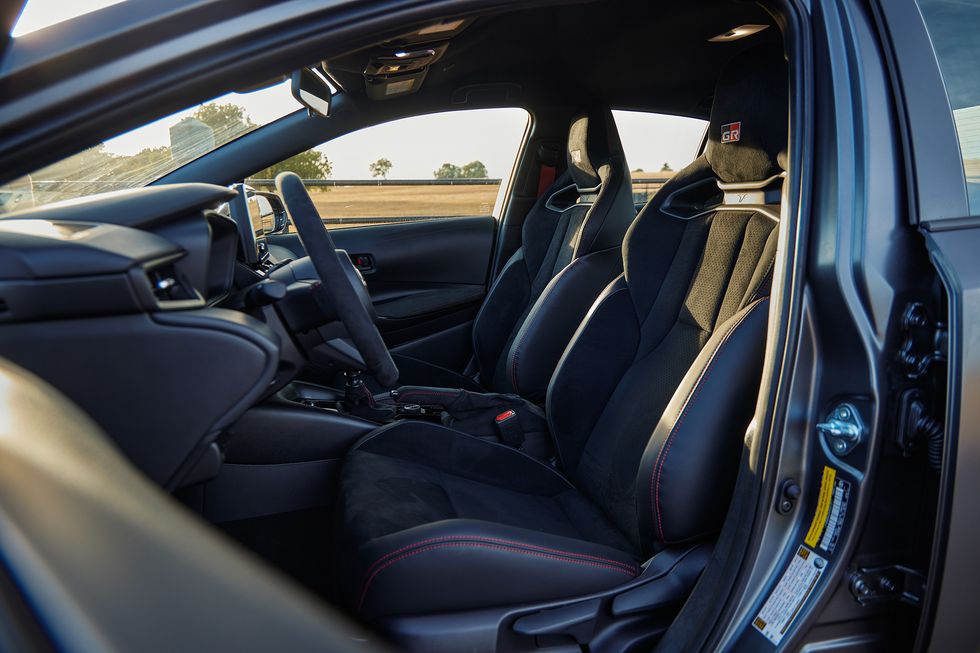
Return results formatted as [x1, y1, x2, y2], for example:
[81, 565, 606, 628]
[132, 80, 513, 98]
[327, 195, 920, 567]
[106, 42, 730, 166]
[317, 109, 706, 179]
[11, 0, 708, 180]
[11, 0, 125, 36]
[100, 93, 705, 180]
[50, 81, 708, 181]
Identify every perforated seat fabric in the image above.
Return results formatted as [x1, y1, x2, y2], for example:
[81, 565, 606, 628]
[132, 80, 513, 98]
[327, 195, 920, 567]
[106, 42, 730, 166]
[335, 45, 788, 620]
[390, 108, 636, 401]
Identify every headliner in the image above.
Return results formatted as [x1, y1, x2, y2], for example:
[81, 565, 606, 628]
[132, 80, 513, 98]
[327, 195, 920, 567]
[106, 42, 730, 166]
[325, 0, 779, 118]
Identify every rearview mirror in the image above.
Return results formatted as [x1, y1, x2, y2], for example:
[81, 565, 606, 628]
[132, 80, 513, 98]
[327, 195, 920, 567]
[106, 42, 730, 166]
[291, 68, 332, 118]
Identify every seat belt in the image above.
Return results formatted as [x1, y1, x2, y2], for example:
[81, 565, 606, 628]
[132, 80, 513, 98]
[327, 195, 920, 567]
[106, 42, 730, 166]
[535, 143, 561, 197]
[536, 164, 557, 197]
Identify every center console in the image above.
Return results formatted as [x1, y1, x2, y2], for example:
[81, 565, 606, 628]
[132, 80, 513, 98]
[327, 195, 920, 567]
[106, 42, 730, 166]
[194, 375, 477, 525]
[282, 377, 447, 424]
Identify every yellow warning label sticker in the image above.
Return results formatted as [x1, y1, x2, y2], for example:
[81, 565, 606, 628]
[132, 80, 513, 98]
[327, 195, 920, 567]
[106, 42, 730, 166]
[804, 466, 836, 547]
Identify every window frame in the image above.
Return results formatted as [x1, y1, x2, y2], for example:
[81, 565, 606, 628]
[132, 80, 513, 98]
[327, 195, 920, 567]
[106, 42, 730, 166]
[871, 0, 971, 225]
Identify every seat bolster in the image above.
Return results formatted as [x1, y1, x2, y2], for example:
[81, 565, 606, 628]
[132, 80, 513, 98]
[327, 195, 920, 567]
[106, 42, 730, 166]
[546, 276, 640, 471]
[351, 519, 640, 619]
[472, 250, 531, 386]
[506, 246, 623, 401]
[578, 158, 636, 254]
[636, 298, 770, 549]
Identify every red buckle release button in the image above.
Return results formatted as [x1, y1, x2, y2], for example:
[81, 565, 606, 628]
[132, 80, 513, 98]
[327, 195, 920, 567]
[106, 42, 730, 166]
[495, 409, 517, 423]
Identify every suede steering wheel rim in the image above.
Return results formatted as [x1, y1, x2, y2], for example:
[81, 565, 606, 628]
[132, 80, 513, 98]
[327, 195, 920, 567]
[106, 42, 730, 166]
[275, 172, 399, 386]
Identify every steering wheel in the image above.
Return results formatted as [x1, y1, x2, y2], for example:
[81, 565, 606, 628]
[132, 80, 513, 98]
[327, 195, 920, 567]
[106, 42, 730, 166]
[275, 172, 399, 386]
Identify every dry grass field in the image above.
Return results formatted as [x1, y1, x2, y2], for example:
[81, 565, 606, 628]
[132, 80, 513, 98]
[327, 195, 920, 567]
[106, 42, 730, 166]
[250, 172, 674, 230]
[309, 184, 499, 220]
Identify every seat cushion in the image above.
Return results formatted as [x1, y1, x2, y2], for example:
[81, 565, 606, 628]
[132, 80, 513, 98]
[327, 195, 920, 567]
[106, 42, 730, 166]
[336, 421, 639, 619]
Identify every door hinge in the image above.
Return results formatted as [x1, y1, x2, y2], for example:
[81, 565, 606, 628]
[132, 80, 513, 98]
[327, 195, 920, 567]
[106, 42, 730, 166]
[897, 302, 947, 379]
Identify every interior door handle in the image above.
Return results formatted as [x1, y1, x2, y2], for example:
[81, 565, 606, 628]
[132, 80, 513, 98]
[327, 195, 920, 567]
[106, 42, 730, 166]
[350, 253, 375, 274]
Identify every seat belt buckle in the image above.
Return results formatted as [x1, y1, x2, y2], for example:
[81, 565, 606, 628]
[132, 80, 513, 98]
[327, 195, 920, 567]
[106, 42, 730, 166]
[495, 409, 517, 423]
[494, 409, 524, 447]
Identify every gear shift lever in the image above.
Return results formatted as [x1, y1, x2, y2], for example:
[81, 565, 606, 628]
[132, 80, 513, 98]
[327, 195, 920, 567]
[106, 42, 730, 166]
[341, 372, 395, 421]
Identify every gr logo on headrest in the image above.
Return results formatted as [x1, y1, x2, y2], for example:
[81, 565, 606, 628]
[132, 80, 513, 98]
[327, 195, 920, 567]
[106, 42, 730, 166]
[721, 121, 742, 143]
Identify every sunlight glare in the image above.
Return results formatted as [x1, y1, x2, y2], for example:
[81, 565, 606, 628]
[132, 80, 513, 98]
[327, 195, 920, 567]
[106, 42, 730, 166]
[12, 0, 127, 37]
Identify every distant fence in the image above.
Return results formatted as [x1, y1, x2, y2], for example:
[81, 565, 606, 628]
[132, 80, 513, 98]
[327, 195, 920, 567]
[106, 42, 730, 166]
[247, 176, 671, 190]
[246, 178, 503, 187]
[5, 176, 673, 219]
[23, 175, 670, 193]
[19, 177, 503, 193]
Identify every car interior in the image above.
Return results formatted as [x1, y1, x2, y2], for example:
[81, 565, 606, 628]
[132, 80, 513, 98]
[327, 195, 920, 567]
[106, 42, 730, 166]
[0, 1, 797, 650]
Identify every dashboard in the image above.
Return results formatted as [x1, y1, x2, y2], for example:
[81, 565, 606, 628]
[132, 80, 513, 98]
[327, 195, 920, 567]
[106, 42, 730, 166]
[0, 183, 243, 310]
[0, 183, 298, 489]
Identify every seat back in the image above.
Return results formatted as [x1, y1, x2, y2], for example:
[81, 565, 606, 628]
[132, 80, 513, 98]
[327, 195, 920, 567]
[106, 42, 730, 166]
[546, 46, 788, 554]
[472, 108, 635, 400]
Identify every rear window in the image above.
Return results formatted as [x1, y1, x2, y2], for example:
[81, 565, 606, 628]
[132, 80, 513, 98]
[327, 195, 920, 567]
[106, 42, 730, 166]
[917, 0, 980, 213]
[611, 110, 707, 205]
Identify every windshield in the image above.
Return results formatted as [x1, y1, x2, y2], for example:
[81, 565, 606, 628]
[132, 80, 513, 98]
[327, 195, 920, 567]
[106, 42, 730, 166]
[0, 80, 300, 215]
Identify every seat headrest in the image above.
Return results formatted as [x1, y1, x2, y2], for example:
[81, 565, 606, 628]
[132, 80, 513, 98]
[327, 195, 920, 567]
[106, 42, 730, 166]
[705, 46, 788, 184]
[566, 107, 625, 192]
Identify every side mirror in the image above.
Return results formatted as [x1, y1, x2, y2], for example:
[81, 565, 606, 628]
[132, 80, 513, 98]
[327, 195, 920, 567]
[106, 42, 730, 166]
[291, 68, 332, 118]
[252, 191, 289, 234]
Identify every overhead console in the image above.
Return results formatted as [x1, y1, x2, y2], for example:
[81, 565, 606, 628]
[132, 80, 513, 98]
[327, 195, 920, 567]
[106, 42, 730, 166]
[0, 184, 287, 491]
[324, 17, 473, 100]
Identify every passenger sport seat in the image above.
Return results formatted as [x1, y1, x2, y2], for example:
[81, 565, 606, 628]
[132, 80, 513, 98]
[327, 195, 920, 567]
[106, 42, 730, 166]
[391, 108, 635, 401]
[335, 47, 787, 631]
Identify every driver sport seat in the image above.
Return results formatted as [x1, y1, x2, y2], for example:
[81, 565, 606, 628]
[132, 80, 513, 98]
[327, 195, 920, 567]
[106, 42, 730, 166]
[336, 46, 787, 623]
[389, 107, 636, 401]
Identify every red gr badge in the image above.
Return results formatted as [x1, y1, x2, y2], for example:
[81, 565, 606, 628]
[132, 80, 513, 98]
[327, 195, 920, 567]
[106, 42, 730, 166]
[721, 121, 741, 143]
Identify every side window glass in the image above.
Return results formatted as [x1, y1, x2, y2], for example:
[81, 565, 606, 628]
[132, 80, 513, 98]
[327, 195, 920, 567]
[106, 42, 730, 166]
[247, 108, 528, 229]
[611, 110, 708, 206]
[917, 0, 980, 214]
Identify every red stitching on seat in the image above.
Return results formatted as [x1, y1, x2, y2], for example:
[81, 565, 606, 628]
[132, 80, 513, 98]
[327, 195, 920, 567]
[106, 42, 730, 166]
[356, 542, 637, 611]
[363, 535, 638, 577]
[650, 299, 768, 542]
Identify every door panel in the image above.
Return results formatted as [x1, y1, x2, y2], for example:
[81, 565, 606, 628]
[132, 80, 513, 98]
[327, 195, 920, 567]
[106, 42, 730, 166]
[267, 215, 494, 368]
